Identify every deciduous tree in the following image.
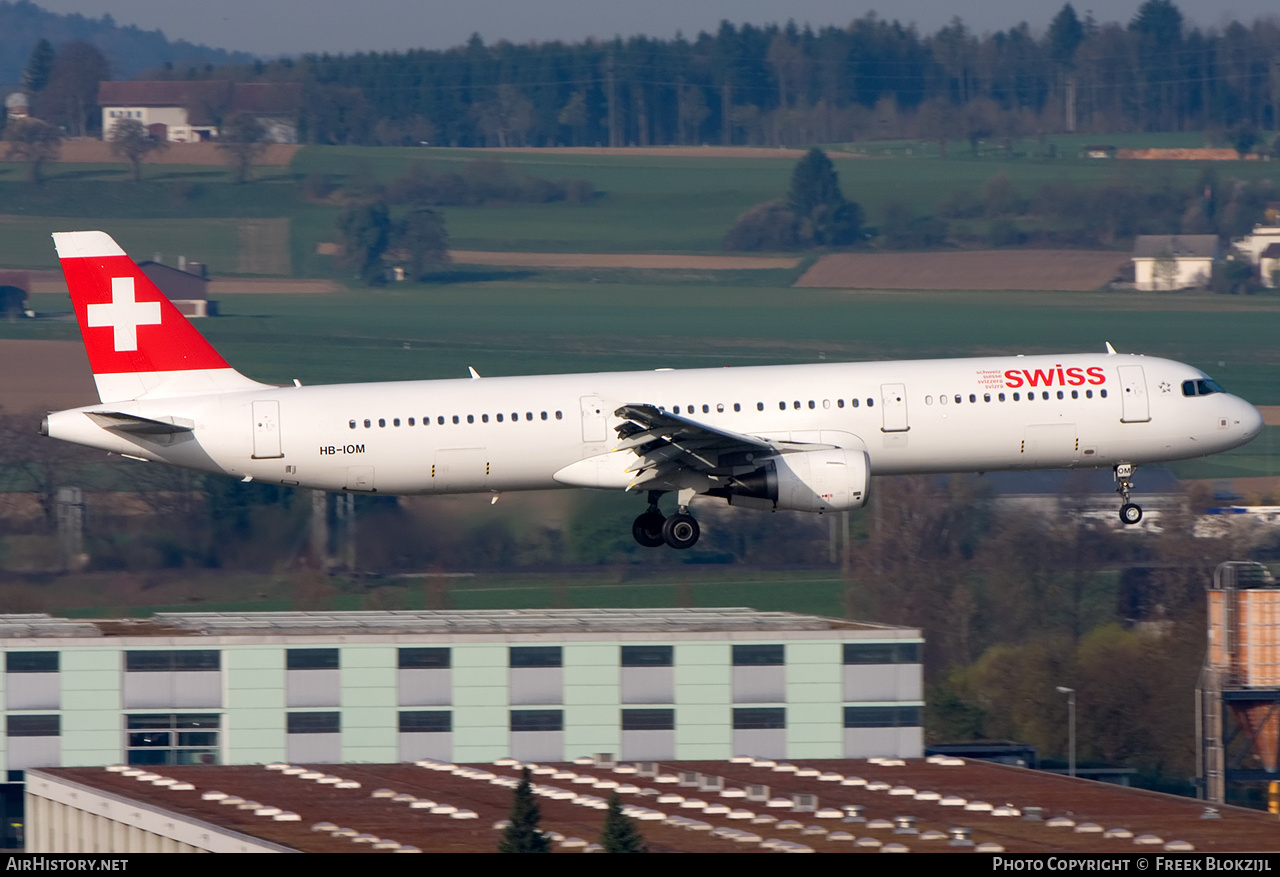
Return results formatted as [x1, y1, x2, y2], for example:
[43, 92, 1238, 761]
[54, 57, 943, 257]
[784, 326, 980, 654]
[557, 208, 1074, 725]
[217, 112, 267, 183]
[4, 118, 63, 184]
[108, 117, 167, 183]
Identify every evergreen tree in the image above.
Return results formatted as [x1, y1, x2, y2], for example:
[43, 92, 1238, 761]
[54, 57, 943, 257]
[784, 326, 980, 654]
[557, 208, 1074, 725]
[336, 202, 391, 285]
[499, 767, 550, 853]
[21, 39, 54, 94]
[599, 792, 647, 853]
[787, 148, 862, 246]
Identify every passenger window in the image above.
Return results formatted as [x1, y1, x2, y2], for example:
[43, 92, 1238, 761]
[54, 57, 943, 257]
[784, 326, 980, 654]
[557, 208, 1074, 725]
[393, 418, 400, 427]
[823, 400, 830, 409]
[556, 411, 563, 420]
[512, 413, 518, 421]
[1057, 391, 1064, 400]
[1013, 393, 1020, 401]
[793, 401, 801, 409]
[808, 400, 815, 409]
[497, 413, 504, 422]
[702, 404, 710, 413]
[482, 414, 489, 423]
[719, 403, 726, 413]
[438, 416, 445, 425]
[1100, 389, 1108, 398]
[851, 399, 859, 408]
[1086, 390, 1092, 398]
[940, 395, 947, 405]
[541, 412, 548, 420]
[998, 393, 1006, 401]
[867, 398, 874, 407]
[467, 415, 474, 424]
[925, 396, 933, 405]
[379, 418, 386, 427]
[984, 393, 990, 402]
[673, 406, 681, 414]
[954, 395, 962, 405]
[526, 412, 533, 420]
[1042, 391, 1049, 400]
[779, 402, 786, 410]
[730, 403, 738, 412]
[757, 402, 764, 411]
[349, 420, 356, 429]
[409, 418, 415, 426]
[1071, 391, 1078, 399]
[837, 399, 844, 409]
[969, 394, 976, 403]
[452, 416, 459, 424]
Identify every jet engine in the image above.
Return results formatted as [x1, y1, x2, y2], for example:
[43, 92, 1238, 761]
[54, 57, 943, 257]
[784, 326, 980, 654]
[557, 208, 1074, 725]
[725, 448, 870, 513]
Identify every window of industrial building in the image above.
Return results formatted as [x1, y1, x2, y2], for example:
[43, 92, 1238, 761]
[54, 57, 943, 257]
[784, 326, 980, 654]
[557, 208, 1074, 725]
[843, 706, 921, 728]
[621, 709, 675, 731]
[287, 712, 341, 734]
[5, 652, 57, 673]
[398, 648, 450, 669]
[621, 646, 673, 667]
[732, 644, 784, 666]
[6, 652, 61, 710]
[124, 714, 218, 766]
[509, 646, 562, 667]
[6, 716, 58, 737]
[842, 643, 921, 664]
[732, 708, 786, 729]
[286, 648, 339, 670]
[398, 711, 452, 733]
[124, 650, 220, 671]
[510, 710, 563, 732]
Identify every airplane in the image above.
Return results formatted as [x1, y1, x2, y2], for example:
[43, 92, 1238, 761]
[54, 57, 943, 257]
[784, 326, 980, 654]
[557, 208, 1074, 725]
[41, 231, 1264, 550]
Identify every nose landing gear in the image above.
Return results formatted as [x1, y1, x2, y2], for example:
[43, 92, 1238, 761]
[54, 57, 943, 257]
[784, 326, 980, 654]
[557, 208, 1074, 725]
[631, 491, 701, 549]
[1115, 463, 1143, 525]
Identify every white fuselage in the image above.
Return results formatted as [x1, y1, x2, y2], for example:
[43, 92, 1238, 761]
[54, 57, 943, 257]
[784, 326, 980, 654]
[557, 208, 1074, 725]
[44, 352, 1263, 498]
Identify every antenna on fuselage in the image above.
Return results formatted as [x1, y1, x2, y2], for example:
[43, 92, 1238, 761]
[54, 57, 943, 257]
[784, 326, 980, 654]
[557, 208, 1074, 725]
[1105, 342, 1117, 355]
[468, 366, 481, 380]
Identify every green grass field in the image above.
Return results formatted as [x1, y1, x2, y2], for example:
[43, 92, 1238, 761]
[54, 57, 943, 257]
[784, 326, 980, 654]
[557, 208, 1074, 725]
[4, 136, 1277, 263]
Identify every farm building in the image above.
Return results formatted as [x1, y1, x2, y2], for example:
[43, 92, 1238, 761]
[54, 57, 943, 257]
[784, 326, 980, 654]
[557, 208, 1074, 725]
[1259, 243, 1280, 288]
[137, 260, 212, 317]
[0, 608, 923, 848]
[98, 81, 301, 144]
[1132, 235, 1218, 291]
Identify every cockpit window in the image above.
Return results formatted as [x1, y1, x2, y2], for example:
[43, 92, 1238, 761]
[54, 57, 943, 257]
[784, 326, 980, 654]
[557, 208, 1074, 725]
[1182, 378, 1225, 397]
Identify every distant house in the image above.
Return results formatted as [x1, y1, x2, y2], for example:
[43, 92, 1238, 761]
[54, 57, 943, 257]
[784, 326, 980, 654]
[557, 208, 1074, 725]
[98, 81, 301, 143]
[1132, 235, 1218, 291]
[1232, 225, 1280, 265]
[137, 260, 213, 318]
[1261, 243, 1280, 289]
[1080, 144, 1116, 159]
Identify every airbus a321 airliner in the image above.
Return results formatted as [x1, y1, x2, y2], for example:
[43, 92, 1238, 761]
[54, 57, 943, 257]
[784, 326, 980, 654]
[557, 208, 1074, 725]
[41, 231, 1264, 549]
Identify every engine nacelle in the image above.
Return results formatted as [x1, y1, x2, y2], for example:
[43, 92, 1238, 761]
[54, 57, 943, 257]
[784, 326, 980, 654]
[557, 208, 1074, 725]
[729, 448, 870, 513]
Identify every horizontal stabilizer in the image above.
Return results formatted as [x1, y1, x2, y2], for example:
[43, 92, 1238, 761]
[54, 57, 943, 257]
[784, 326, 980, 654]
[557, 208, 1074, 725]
[85, 411, 195, 435]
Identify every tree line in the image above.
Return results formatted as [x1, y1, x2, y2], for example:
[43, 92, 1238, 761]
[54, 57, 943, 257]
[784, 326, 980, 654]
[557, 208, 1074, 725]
[131, 1, 1280, 148]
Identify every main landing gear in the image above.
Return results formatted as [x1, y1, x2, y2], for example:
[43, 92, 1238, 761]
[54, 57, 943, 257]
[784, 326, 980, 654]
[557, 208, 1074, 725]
[1115, 463, 1143, 525]
[632, 491, 701, 550]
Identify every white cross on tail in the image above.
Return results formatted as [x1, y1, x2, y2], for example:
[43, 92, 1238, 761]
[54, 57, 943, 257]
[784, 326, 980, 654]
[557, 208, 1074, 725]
[86, 277, 162, 352]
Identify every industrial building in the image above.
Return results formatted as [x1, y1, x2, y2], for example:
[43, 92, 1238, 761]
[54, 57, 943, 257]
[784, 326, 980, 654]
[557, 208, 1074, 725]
[0, 608, 922, 846]
[25, 755, 1280, 853]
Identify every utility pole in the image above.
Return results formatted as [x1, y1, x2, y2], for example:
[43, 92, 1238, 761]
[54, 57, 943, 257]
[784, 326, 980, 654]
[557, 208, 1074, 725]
[1056, 686, 1077, 778]
[606, 53, 618, 148]
[721, 80, 731, 145]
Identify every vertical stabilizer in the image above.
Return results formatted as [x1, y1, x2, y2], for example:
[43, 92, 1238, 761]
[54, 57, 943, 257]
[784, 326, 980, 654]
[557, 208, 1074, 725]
[53, 231, 270, 403]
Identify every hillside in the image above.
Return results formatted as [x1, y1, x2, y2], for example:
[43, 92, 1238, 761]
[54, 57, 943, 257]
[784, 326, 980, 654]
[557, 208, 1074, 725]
[0, 0, 254, 85]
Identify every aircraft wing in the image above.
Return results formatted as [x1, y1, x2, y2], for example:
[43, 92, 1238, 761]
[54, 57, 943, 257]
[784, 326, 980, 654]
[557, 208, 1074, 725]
[612, 403, 826, 490]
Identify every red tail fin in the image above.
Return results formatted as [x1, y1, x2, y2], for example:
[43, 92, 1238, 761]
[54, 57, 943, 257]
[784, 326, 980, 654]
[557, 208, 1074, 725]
[53, 231, 267, 403]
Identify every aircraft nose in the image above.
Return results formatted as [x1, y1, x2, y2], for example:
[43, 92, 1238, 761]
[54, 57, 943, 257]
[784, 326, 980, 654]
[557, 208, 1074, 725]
[1239, 399, 1265, 441]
